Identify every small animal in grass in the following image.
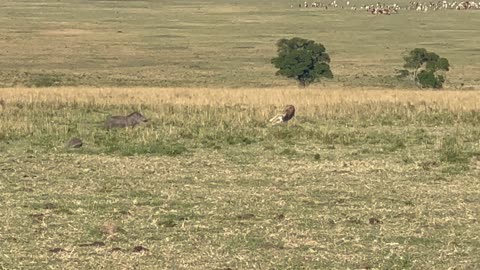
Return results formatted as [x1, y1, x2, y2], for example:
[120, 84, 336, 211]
[105, 112, 148, 129]
[66, 137, 83, 148]
[269, 105, 295, 125]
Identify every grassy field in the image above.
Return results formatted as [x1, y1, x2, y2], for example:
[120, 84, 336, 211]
[0, 0, 479, 88]
[1, 87, 480, 269]
[0, 0, 480, 269]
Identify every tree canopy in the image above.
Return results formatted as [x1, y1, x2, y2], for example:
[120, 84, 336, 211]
[402, 48, 450, 89]
[271, 37, 333, 88]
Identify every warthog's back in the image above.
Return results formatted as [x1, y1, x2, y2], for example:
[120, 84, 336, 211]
[105, 112, 147, 129]
[105, 116, 129, 129]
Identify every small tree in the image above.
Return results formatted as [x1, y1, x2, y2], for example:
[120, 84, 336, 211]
[401, 48, 450, 89]
[417, 70, 445, 89]
[271, 37, 333, 88]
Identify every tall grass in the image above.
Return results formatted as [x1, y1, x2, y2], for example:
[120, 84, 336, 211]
[1, 87, 479, 110]
[1, 87, 478, 156]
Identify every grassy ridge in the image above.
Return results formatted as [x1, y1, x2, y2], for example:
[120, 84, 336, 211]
[0, 1, 479, 88]
[0, 88, 479, 269]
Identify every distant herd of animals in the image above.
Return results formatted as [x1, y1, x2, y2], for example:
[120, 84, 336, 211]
[293, 0, 480, 14]
[66, 105, 296, 149]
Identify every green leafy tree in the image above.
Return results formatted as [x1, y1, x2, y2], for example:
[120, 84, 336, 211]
[271, 37, 333, 88]
[401, 48, 450, 89]
[417, 70, 444, 88]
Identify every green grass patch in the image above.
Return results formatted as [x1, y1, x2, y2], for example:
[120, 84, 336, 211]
[439, 135, 471, 164]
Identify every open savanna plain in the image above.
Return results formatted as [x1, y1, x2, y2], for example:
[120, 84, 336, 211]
[1, 0, 480, 269]
[0, 0, 479, 88]
[0, 87, 479, 269]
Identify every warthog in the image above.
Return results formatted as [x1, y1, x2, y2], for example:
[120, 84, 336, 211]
[66, 137, 83, 148]
[105, 112, 148, 129]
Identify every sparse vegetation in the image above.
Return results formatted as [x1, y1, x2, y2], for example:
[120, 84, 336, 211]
[0, 87, 479, 269]
[28, 74, 62, 88]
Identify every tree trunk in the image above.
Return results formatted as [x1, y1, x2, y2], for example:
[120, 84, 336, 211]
[413, 68, 420, 88]
[297, 78, 307, 88]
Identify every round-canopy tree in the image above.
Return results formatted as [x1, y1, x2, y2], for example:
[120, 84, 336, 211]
[271, 37, 333, 88]
[402, 48, 450, 89]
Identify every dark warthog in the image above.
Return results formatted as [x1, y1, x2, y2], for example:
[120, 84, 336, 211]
[105, 112, 148, 129]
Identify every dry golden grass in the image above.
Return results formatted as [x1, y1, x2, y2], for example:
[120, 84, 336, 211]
[1, 87, 479, 111]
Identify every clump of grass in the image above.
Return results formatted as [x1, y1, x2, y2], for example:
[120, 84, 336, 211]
[401, 154, 415, 164]
[225, 134, 256, 145]
[101, 222, 120, 239]
[28, 74, 62, 87]
[106, 141, 188, 156]
[270, 128, 296, 140]
[158, 219, 176, 228]
[441, 164, 470, 175]
[413, 128, 435, 145]
[319, 130, 358, 145]
[439, 135, 470, 164]
[280, 148, 297, 156]
[384, 135, 406, 152]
